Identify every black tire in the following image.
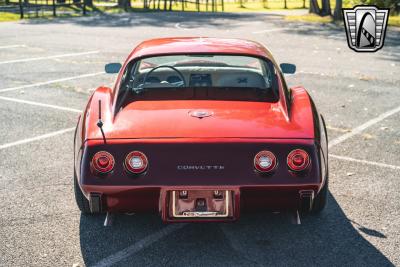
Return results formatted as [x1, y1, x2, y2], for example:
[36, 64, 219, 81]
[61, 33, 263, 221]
[311, 175, 328, 214]
[74, 171, 92, 214]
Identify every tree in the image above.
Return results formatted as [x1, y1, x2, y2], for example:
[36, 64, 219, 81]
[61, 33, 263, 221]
[118, 0, 131, 10]
[309, 0, 320, 14]
[333, 0, 342, 20]
[321, 0, 331, 15]
[84, 0, 92, 7]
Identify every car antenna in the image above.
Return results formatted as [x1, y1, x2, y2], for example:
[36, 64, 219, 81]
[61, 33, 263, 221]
[97, 100, 107, 144]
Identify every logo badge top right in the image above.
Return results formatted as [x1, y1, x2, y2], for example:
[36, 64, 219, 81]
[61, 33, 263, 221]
[342, 5, 389, 52]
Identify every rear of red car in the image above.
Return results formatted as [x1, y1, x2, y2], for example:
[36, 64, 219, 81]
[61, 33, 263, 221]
[74, 38, 328, 222]
[75, 88, 328, 222]
[79, 136, 325, 222]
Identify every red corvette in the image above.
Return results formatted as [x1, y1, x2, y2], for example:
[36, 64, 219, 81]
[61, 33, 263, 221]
[74, 37, 328, 223]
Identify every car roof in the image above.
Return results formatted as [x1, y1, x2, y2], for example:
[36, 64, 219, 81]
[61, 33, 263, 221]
[127, 37, 276, 62]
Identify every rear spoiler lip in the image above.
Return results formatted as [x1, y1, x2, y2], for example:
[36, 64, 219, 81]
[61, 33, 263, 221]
[83, 137, 316, 146]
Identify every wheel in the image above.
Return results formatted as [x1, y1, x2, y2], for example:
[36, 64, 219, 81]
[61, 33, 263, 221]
[74, 171, 92, 214]
[311, 175, 328, 214]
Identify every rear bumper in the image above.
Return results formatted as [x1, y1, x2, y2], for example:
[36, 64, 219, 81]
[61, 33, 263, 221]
[81, 184, 320, 222]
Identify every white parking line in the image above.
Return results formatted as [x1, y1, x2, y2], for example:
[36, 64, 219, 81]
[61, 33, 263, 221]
[174, 22, 191, 31]
[0, 96, 81, 113]
[0, 127, 75, 150]
[252, 28, 289, 34]
[0, 72, 106, 93]
[330, 154, 400, 170]
[0, 50, 99, 65]
[329, 105, 400, 148]
[91, 224, 186, 267]
[0, 44, 26, 49]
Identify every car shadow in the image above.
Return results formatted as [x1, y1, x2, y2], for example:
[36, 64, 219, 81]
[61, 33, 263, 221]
[79, 192, 393, 266]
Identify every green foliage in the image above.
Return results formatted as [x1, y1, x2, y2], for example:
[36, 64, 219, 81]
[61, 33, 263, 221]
[346, 0, 399, 13]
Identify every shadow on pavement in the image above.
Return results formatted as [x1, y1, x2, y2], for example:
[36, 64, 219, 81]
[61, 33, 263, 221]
[24, 11, 282, 28]
[278, 19, 400, 51]
[79, 192, 393, 266]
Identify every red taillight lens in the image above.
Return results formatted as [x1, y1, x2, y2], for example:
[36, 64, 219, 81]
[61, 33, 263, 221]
[287, 149, 310, 172]
[91, 151, 115, 174]
[254, 151, 277, 173]
[125, 151, 148, 174]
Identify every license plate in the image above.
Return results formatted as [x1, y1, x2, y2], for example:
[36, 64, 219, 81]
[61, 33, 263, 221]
[171, 190, 231, 218]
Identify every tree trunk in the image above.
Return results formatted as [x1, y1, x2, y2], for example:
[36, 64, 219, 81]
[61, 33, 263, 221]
[84, 0, 92, 7]
[118, 0, 131, 10]
[333, 0, 342, 20]
[309, 0, 320, 14]
[126, 0, 131, 9]
[321, 0, 331, 16]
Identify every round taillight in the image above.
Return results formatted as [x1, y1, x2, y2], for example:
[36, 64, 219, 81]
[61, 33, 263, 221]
[287, 149, 310, 172]
[125, 151, 148, 174]
[91, 151, 115, 174]
[254, 151, 277, 173]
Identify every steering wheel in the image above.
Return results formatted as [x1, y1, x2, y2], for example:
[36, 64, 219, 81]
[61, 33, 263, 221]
[141, 65, 186, 88]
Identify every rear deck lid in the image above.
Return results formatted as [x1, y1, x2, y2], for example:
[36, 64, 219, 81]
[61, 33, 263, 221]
[97, 100, 314, 139]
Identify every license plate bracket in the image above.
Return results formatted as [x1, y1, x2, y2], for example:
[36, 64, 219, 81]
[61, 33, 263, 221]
[170, 190, 232, 218]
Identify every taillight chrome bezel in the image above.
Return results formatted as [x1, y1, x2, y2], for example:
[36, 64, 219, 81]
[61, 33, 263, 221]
[124, 151, 148, 174]
[254, 150, 277, 173]
[91, 151, 115, 174]
[287, 149, 311, 172]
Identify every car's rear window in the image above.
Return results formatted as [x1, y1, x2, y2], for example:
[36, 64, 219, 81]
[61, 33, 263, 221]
[118, 54, 279, 104]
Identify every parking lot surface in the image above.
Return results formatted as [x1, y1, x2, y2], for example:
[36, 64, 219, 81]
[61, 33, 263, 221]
[0, 11, 399, 267]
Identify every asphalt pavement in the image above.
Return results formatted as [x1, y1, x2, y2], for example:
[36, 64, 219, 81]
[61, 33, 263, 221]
[0, 11, 399, 267]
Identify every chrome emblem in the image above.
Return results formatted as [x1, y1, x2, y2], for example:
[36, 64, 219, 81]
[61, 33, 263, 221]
[342, 5, 389, 52]
[177, 165, 225, 170]
[189, 110, 213, 119]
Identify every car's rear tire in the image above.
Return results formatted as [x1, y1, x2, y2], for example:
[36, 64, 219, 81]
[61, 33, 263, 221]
[310, 175, 328, 214]
[74, 171, 92, 214]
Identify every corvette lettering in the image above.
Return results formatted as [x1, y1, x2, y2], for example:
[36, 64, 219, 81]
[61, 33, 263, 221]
[177, 165, 225, 170]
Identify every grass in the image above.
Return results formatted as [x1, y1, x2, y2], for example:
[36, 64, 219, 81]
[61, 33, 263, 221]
[1, 0, 399, 27]
[285, 13, 400, 27]
[127, 1, 308, 12]
[285, 13, 333, 23]
[389, 16, 400, 27]
[0, 12, 20, 21]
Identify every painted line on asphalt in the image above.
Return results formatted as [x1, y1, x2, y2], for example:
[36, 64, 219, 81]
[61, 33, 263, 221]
[326, 125, 351, 133]
[0, 50, 99, 65]
[91, 224, 186, 267]
[0, 96, 81, 113]
[0, 127, 75, 150]
[0, 72, 106, 93]
[252, 28, 289, 34]
[329, 105, 400, 148]
[0, 44, 26, 49]
[174, 23, 189, 30]
[330, 154, 400, 170]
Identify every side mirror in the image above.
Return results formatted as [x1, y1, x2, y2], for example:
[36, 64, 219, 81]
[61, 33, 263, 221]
[280, 63, 296, 74]
[105, 63, 122, 74]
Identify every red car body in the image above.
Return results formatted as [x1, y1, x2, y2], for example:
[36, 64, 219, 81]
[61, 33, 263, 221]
[74, 37, 328, 222]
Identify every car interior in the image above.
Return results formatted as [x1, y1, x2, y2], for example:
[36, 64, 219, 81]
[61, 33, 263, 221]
[116, 55, 280, 108]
